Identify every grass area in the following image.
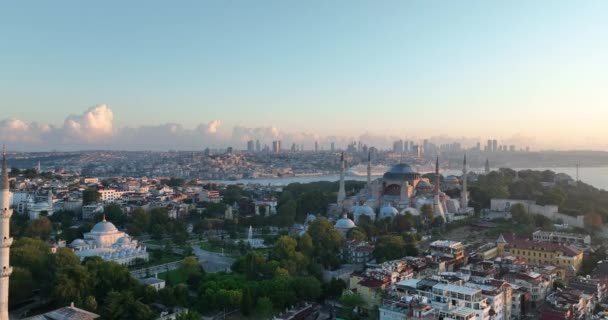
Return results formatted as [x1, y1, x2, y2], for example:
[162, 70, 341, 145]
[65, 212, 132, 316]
[158, 269, 187, 285]
[142, 239, 164, 246]
[483, 220, 534, 238]
[200, 240, 224, 253]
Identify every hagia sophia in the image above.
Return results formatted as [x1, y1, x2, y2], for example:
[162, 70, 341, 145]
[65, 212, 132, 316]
[333, 153, 475, 235]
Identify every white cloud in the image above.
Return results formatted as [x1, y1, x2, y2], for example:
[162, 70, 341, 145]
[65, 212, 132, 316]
[63, 104, 114, 142]
[206, 120, 221, 134]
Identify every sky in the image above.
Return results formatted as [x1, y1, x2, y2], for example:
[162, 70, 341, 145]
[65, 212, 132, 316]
[1, 1, 607, 151]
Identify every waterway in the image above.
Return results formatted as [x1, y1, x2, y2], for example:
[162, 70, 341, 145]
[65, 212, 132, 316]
[211, 166, 608, 190]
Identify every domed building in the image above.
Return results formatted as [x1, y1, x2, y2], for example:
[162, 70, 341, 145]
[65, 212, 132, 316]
[380, 163, 423, 209]
[28, 190, 54, 219]
[69, 216, 149, 266]
[334, 214, 356, 236]
[378, 204, 399, 220]
[351, 205, 375, 223]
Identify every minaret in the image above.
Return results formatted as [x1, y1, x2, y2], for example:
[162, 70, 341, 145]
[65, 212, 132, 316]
[0, 145, 13, 320]
[366, 151, 372, 191]
[434, 156, 445, 220]
[435, 156, 441, 196]
[484, 158, 490, 174]
[461, 155, 468, 210]
[337, 152, 346, 204]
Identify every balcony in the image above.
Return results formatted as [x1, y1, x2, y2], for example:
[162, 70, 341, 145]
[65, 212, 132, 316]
[0, 267, 12, 277]
[0, 237, 12, 248]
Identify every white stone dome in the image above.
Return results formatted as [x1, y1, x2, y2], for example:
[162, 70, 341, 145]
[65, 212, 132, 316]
[70, 239, 86, 247]
[353, 205, 374, 216]
[401, 207, 420, 216]
[116, 237, 131, 247]
[335, 215, 356, 230]
[379, 205, 398, 219]
[91, 220, 118, 233]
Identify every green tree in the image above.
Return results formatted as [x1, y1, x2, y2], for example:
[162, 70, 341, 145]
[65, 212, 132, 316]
[347, 228, 367, 241]
[275, 200, 297, 227]
[241, 287, 253, 316]
[83, 188, 101, 205]
[254, 297, 274, 320]
[25, 217, 53, 240]
[175, 311, 202, 320]
[291, 276, 322, 301]
[102, 291, 154, 320]
[374, 236, 406, 263]
[306, 218, 343, 269]
[9, 267, 35, 302]
[340, 292, 366, 319]
[53, 264, 94, 306]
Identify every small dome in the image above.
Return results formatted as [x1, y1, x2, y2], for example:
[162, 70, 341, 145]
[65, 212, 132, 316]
[379, 205, 398, 219]
[416, 180, 433, 189]
[401, 207, 420, 216]
[353, 205, 374, 216]
[335, 215, 356, 230]
[91, 220, 118, 233]
[70, 239, 86, 247]
[305, 214, 317, 224]
[116, 237, 131, 246]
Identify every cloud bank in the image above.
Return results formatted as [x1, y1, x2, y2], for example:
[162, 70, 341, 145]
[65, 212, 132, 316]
[0, 105, 601, 151]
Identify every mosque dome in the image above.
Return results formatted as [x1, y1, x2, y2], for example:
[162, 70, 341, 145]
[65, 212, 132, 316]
[70, 239, 87, 247]
[401, 207, 420, 216]
[116, 237, 131, 247]
[378, 205, 398, 219]
[383, 164, 420, 180]
[305, 214, 317, 224]
[353, 205, 374, 216]
[446, 175, 460, 183]
[91, 220, 119, 233]
[335, 215, 356, 230]
[416, 180, 433, 190]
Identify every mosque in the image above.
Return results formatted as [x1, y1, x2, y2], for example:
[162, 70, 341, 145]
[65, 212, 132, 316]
[69, 216, 149, 266]
[333, 153, 474, 234]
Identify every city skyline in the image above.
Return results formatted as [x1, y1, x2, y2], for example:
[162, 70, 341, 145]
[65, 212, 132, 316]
[2, 1, 608, 150]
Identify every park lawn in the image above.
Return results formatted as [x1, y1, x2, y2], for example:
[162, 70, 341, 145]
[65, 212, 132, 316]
[200, 240, 224, 253]
[158, 269, 187, 285]
[484, 220, 534, 238]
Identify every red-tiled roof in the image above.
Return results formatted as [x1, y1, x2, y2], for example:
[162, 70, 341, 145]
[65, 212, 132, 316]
[503, 234, 581, 257]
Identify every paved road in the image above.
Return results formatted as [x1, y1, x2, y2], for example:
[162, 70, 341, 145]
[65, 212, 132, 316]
[131, 261, 182, 279]
[191, 244, 235, 273]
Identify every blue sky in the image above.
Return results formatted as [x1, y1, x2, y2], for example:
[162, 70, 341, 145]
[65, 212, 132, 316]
[1, 1, 607, 149]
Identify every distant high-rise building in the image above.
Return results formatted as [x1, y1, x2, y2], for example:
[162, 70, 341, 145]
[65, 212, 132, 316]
[492, 140, 498, 152]
[331, 142, 335, 152]
[393, 140, 404, 153]
[423, 139, 429, 153]
[255, 140, 261, 152]
[226, 147, 233, 154]
[487, 140, 492, 152]
[315, 141, 319, 152]
[476, 142, 481, 151]
[509, 145, 515, 152]
[246, 140, 254, 152]
[272, 141, 281, 153]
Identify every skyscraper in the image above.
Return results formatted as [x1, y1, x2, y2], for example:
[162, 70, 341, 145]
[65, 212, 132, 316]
[393, 140, 404, 153]
[246, 140, 254, 152]
[255, 140, 261, 152]
[492, 140, 498, 152]
[315, 141, 319, 152]
[487, 140, 492, 152]
[0, 146, 13, 320]
[330, 142, 335, 152]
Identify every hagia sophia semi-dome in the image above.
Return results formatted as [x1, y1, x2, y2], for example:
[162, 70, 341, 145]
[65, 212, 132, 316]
[91, 220, 119, 233]
[383, 163, 420, 180]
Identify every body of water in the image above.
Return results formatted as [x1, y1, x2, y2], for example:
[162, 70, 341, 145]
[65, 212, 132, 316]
[211, 167, 608, 190]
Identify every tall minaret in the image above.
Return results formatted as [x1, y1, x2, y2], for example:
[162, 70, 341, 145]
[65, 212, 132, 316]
[434, 156, 445, 220]
[461, 155, 468, 210]
[366, 151, 372, 191]
[0, 145, 13, 320]
[435, 156, 441, 196]
[337, 152, 346, 204]
[484, 158, 490, 174]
